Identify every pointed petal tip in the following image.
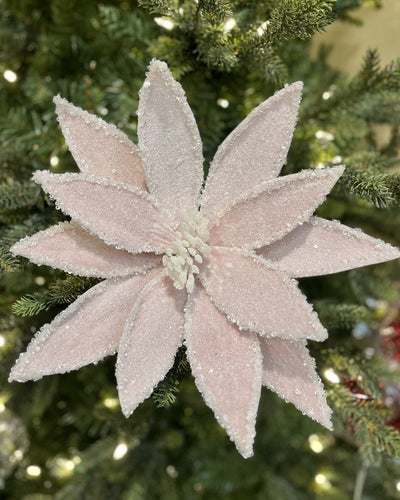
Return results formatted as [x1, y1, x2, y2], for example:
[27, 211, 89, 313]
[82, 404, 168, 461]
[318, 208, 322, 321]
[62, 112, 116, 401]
[286, 80, 303, 92]
[32, 169, 51, 185]
[239, 447, 254, 459]
[53, 94, 66, 106]
[148, 58, 168, 73]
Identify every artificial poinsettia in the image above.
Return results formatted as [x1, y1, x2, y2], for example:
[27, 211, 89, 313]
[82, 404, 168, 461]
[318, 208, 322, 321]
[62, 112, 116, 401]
[9, 60, 400, 458]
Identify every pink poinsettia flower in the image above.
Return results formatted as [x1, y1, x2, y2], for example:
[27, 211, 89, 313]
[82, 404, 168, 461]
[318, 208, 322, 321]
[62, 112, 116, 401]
[9, 60, 400, 458]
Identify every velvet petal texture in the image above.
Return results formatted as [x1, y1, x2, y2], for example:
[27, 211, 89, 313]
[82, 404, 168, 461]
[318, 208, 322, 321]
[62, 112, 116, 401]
[201, 247, 327, 341]
[9, 271, 161, 382]
[54, 95, 146, 188]
[258, 216, 400, 278]
[116, 276, 185, 417]
[33, 171, 176, 254]
[138, 60, 203, 221]
[208, 166, 344, 249]
[11, 222, 161, 278]
[260, 337, 332, 428]
[201, 82, 303, 221]
[185, 287, 262, 458]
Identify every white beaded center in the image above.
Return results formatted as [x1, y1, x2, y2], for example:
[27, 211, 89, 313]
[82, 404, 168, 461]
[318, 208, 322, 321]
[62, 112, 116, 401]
[162, 210, 210, 293]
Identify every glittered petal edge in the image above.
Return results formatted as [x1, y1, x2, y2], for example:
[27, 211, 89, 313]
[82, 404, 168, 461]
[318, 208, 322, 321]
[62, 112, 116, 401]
[200, 247, 328, 342]
[208, 166, 345, 249]
[54, 95, 146, 188]
[258, 216, 400, 277]
[116, 274, 185, 417]
[260, 337, 332, 429]
[201, 82, 303, 220]
[138, 60, 203, 222]
[185, 287, 262, 458]
[8, 275, 156, 382]
[33, 171, 176, 254]
[11, 221, 162, 278]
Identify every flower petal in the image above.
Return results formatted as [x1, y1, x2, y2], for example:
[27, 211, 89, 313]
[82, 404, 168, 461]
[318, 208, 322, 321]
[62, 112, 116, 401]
[54, 96, 145, 187]
[11, 221, 162, 278]
[258, 216, 400, 277]
[201, 247, 327, 341]
[260, 337, 332, 428]
[208, 167, 344, 249]
[34, 171, 176, 254]
[185, 287, 262, 458]
[9, 271, 161, 382]
[116, 275, 185, 417]
[137, 60, 204, 221]
[201, 82, 303, 220]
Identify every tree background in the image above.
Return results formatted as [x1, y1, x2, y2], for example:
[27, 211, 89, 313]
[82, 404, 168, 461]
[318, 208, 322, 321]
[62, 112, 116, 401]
[1, 0, 400, 498]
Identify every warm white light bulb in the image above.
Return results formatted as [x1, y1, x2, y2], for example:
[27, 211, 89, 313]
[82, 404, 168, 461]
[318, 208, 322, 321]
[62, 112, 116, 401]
[50, 155, 59, 167]
[308, 434, 324, 453]
[4, 69, 17, 83]
[26, 465, 41, 477]
[324, 368, 340, 384]
[113, 443, 128, 460]
[223, 18, 236, 32]
[217, 98, 229, 109]
[154, 17, 174, 30]
[315, 473, 327, 485]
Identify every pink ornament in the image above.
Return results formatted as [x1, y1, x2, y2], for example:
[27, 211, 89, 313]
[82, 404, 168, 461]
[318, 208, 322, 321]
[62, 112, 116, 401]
[9, 60, 400, 458]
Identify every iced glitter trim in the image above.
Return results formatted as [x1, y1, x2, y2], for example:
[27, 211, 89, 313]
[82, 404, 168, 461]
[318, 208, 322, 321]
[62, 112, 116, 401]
[258, 216, 400, 277]
[8, 276, 147, 382]
[184, 287, 262, 458]
[200, 246, 328, 342]
[116, 273, 185, 417]
[54, 95, 146, 187]
[138, 59, 204, 222]
[208, 166, 345, 250]
[201, 81, 303, 221]
[33, 171, 177, 254]
[260, 337, 332, 429]
[11, 221, 162, 278]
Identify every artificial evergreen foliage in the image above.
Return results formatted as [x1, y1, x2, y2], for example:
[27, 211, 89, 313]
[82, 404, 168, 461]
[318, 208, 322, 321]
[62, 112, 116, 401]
[1, 0, 400, 498]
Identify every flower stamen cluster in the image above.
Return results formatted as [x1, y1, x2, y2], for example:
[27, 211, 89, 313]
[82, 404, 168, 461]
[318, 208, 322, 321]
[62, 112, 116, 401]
[163, 210, 210, 293]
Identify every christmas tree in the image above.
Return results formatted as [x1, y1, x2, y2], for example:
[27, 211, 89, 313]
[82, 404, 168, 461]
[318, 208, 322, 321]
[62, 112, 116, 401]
[1, 0, 400, 498]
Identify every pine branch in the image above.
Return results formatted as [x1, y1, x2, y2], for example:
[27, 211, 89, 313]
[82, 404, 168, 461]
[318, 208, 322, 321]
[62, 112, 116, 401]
[152, 347, 189, 407]
[0, 245, 21, 273]
[314, 301, 371, 331]
[138, 0, 175, 16]
[0, 180, 41, 211]
[12, 276, 99, 317]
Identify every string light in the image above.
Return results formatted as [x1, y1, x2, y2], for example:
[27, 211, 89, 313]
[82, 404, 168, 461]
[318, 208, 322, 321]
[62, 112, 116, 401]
[324, 368, 340, 384]
[308, 434, 324, 453]
[315, 130, 334, 141]
[0, 402, 5, 413]
[113, 443, 128, 460]
[223, 18, 236, 33]
[50, 155, 59, 167]
[3, 70, 17, 83]
[154, 17, 174, 30]
[396, 481, 400, 491]
[166, 465, 178, 478]
[314, 473, 331, 489]
[26, 465, 41, 477]
[257, 21, 269, 36]
[103, 397, 119, 409]
[217, 98, 229, 109]
[0, 335, 5, 348]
